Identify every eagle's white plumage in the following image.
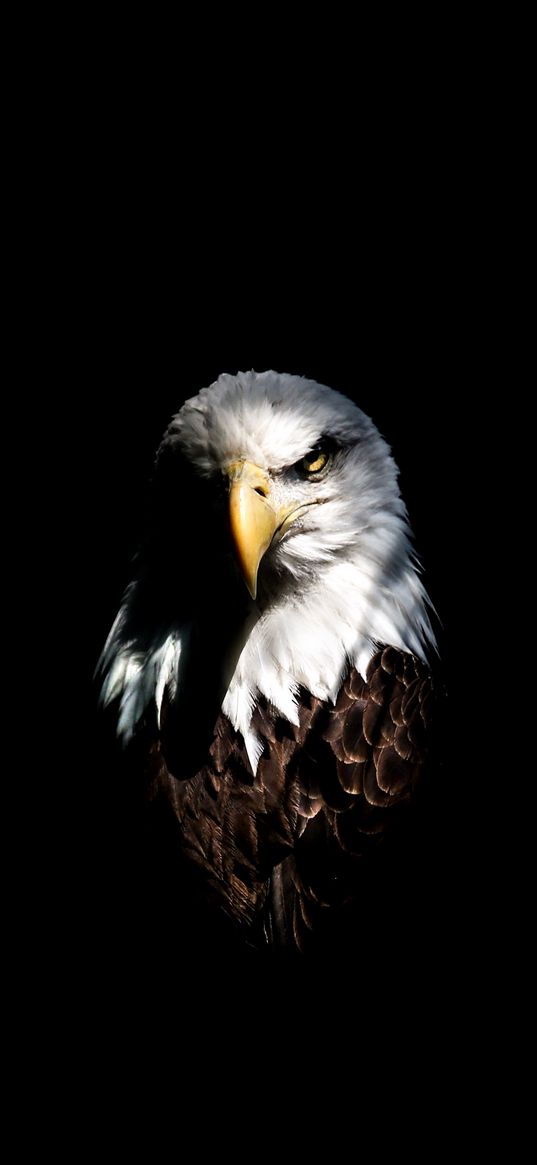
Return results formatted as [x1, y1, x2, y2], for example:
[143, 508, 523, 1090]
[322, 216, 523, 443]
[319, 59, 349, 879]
[100, 370, 436, 773]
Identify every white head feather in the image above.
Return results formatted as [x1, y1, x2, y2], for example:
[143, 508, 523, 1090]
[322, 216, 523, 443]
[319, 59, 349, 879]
[100, 370, 436, 773]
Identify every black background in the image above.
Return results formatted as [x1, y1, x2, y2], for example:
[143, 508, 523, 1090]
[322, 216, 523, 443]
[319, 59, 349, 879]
[13, 23, 506, 1100]
[36, 108, 479, 1006]
[63, 281, 465, 984]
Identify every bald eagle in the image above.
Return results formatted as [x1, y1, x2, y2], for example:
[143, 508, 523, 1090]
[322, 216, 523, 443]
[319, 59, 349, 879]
[99, 371, 440, 954]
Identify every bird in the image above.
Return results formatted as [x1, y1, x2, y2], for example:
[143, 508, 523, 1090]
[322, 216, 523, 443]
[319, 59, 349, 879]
[98, 370, 441, 956]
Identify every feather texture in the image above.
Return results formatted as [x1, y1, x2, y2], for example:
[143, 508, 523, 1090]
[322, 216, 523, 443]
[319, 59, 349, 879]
[133, 648, 437, 950]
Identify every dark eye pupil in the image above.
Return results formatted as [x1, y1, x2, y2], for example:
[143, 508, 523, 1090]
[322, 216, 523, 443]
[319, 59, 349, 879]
[302, 445, 329, 473]
[295, 437, 334, 478]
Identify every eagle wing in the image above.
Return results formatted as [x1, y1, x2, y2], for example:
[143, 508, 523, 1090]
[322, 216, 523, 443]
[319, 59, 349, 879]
[278, 646, 438, 951]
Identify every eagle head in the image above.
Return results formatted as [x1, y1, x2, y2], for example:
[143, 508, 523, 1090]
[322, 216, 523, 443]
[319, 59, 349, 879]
[100, 371, 435, 773]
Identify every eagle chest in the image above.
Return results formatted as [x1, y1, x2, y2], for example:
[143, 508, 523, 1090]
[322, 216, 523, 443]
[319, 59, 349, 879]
[146, 649, 433, 946]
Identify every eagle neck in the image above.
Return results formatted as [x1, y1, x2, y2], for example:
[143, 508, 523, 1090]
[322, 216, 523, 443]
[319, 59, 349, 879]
[222, 555, 433, 773]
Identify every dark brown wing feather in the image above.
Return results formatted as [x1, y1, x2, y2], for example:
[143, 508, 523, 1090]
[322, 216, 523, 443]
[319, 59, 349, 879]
[137, 647, 439, 953]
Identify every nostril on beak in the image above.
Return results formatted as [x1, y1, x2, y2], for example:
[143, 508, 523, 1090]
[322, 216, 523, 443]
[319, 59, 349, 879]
[254, 486, 268, 497]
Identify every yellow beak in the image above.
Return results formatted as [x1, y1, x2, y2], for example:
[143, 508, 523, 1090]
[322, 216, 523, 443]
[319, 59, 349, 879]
[225, 460, 317, 599]
[226, 461, 277, 599]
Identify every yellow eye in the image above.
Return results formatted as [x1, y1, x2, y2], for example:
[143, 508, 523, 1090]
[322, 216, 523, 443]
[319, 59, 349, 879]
[303, 450, 328, 473]
[300, 444, 331, 476]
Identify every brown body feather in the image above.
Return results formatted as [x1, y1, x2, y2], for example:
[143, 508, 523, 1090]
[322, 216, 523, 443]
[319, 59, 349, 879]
[137, 646, 437, 952]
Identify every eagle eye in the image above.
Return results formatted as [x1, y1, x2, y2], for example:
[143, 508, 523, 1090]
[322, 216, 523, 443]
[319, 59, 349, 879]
[298, 440, 334, 479]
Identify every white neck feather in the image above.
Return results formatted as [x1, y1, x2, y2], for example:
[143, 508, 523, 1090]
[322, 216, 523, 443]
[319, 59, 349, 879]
[222, 548, 434, 772]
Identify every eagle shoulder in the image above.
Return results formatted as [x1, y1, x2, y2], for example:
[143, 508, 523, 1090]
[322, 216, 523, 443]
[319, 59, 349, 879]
[266, 646, 438, 950]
